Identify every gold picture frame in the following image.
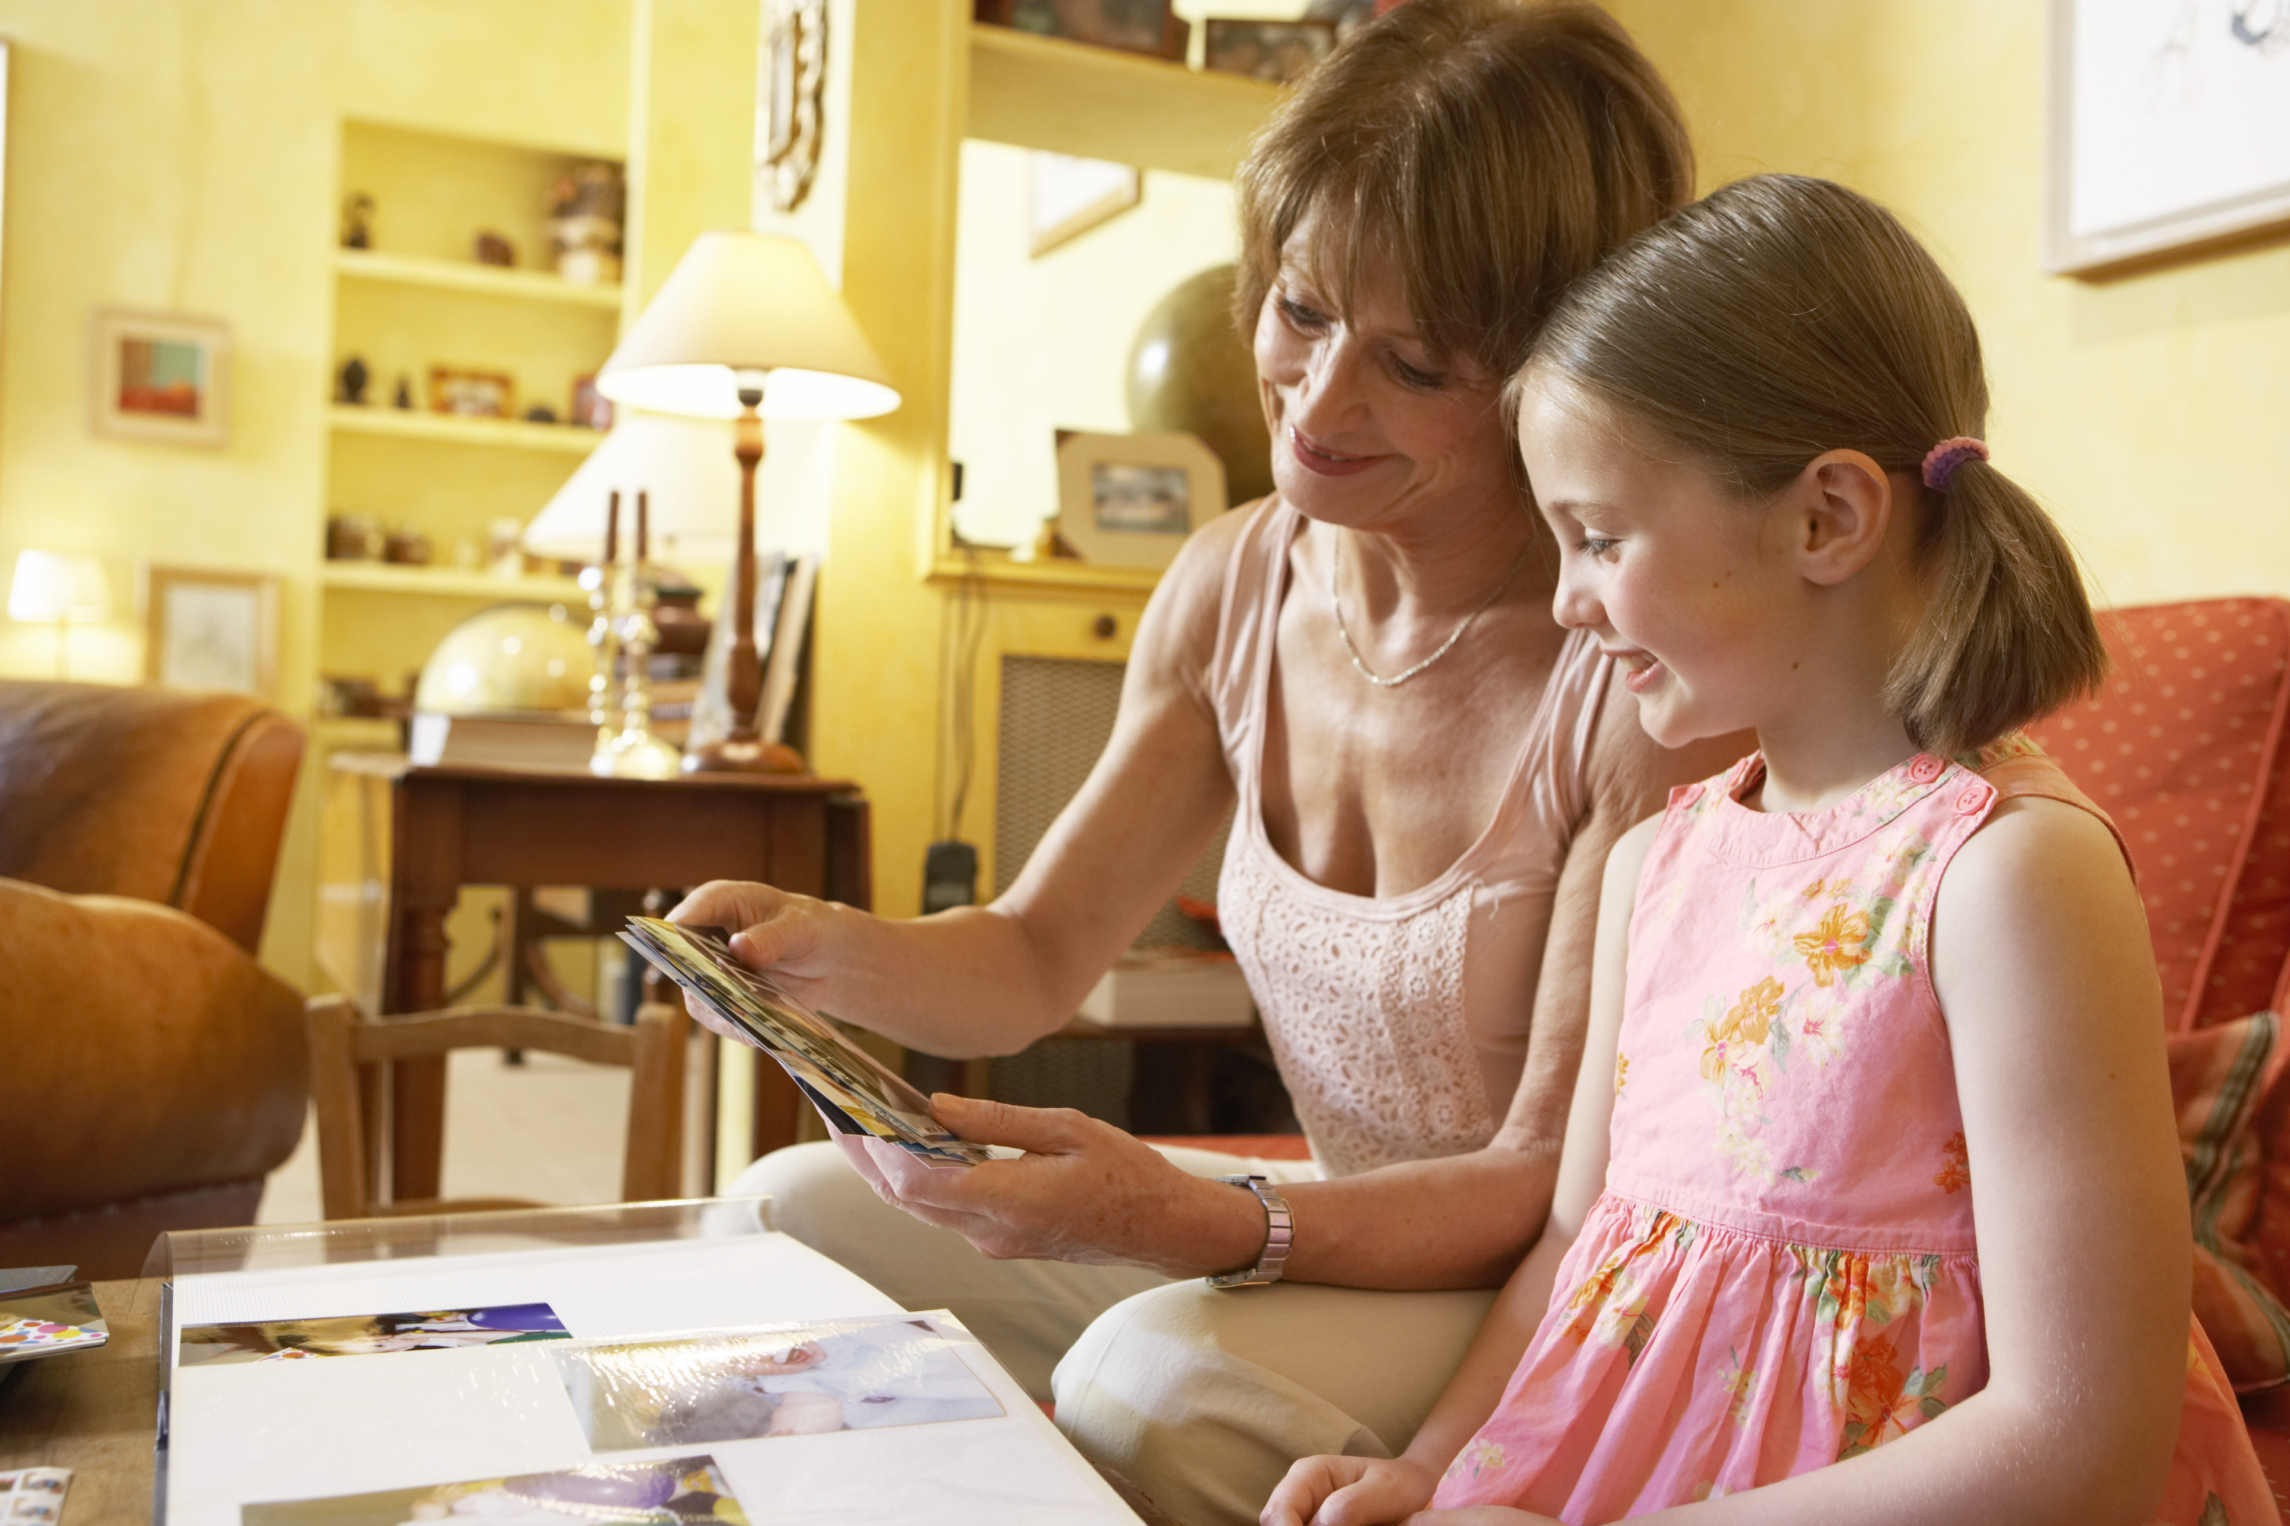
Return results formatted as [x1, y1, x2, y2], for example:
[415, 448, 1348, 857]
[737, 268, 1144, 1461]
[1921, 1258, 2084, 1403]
[143, 565, 280, 699]
[1054, 431, 1226, 571]
[91, 309, 231, 448]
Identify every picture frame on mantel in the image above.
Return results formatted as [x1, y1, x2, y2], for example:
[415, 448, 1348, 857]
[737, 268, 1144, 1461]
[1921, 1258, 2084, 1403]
[1030, 152, 1142, 257]
[143, 565, 280, 699]
[90, 309, 232, 448]
[2044, 0, 2290, 276]
[1054, 430, 1225, 572]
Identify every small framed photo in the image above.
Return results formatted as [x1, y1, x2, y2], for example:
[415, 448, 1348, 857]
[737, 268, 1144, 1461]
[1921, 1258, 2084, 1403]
[429, 366, 514, 418]
[1055, 430, 1227, 571]
[90, 310, 230, 448]
[143, 565, 280, 699]
[1030, 152, 1142, 257]
[981, 0, 1187, 61]
[1204, 18, 1338, 84]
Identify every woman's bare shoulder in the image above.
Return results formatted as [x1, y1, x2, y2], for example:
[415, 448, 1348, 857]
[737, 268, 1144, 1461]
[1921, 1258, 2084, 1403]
[1131, 495, 1278, 688]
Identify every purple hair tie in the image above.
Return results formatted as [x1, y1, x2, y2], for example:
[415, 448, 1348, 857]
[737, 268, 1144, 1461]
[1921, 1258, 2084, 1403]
[1922, 436, 1988, 490]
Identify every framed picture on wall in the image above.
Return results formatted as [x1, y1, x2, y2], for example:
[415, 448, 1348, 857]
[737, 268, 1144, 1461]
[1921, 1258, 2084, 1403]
[143, 566, 279, 699]
[2045, 0, 2290, 276]
[90, 310, 231, 448]
[1054, 430, 1226, 571]
[1203, 19, 1338, 84]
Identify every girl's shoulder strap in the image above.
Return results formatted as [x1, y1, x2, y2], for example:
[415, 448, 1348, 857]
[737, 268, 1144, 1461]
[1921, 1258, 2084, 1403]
[1966, 732, 2135, 880]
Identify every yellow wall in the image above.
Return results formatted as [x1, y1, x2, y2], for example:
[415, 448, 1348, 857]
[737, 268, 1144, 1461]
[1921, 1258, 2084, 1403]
[1603, 0, 2290, 609]
[0, 0, 765, 989]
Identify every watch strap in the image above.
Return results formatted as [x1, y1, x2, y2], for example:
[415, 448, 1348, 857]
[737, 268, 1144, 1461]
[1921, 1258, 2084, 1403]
[1206, 1174, 1293, 1289]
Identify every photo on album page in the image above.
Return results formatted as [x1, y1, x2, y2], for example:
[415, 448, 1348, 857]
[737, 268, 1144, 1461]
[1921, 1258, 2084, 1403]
[179, 1301, 570, 1365]
[239, 1456, 748, 1525]
[553, 1316, 1004, 1453]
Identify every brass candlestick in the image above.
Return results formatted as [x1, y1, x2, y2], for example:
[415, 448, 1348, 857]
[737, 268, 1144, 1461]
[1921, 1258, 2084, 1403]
[600, 490, 680, 779]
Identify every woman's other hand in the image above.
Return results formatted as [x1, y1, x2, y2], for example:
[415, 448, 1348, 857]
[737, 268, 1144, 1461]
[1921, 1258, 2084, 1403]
[668, 879, 850, 1041]
[839, 1094, 1271, 1276]
[1259, 1454, 1439, 1526]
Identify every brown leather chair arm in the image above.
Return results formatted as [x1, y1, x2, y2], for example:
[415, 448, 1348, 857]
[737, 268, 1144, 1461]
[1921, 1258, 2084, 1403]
[0, 878, 307, 1222]
[178, 709, 306, 953]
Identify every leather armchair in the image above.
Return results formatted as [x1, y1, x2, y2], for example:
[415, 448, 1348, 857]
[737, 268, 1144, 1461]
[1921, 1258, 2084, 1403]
[0, 680, 309, 1279]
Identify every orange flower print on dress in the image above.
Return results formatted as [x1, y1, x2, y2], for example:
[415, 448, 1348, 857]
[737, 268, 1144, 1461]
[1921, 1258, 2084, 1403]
[1445, 1438, 1506, 1483]
[1615, 1053, 1630, 1097]
[1795, 903, 1874, 987]
[1701, 978, 1783, 1082]
[1836, 1333, 1948, 1459]
[1933, 1132, 1970, 1194]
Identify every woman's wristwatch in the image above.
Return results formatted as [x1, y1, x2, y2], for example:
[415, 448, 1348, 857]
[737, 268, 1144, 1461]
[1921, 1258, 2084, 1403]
[1206, 1174, 1293, 1289]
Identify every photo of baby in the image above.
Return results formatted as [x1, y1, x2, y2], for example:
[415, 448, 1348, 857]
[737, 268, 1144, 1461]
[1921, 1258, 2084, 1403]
[556, 1316, 1003, 1452]
[241, 1456, 745, 1525]
[179, 1302, 570, 1366]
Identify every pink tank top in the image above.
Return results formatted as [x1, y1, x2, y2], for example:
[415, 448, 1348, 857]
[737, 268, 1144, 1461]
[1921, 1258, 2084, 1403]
[1210, 498, 1612, 1178]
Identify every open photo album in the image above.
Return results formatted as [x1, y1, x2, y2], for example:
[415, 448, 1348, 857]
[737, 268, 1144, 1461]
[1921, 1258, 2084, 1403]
[617, 917, 988, 1168]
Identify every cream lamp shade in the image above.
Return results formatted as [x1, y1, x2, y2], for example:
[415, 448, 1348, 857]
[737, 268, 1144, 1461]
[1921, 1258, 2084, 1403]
[595, 231, 900, 420]
[7, 550, 110, 623]
[523, 410, 742, 563]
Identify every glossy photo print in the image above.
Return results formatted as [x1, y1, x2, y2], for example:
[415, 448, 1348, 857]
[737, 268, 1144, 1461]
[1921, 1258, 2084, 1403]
[240, 1457, 748, 1526]
[179, 1302, 571, 1365]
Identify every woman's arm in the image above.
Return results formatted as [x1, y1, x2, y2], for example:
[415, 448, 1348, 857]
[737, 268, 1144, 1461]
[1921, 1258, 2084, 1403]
[1459, 798, 2185, 1526]
[851, 705, 1748, 1283]
[1261, 815, 1658, 1526]
[673, 509, 1249, 1059]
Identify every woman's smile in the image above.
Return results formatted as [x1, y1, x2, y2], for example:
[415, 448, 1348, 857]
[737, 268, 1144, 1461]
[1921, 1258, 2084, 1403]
[1285, 426, 1386, 477]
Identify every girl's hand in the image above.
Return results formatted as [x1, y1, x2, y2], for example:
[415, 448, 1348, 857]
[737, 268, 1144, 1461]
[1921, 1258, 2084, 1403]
[742, 1339, 826, 1375]
[1260, 1455, 1438, 1526]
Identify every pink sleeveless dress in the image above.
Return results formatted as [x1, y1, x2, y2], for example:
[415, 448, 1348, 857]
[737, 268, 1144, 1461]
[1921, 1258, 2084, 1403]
[1208, 497, 1612, 1178]
[1431, 742, 2278, 1523]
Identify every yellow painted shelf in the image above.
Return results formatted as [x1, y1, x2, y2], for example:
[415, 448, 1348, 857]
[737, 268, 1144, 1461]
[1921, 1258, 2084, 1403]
[328, 404, 604, 455]
[335, 248, 623, 309]
[966, 23, 1279, 181]
[927, 549, 1161, 597]
[321, 562, 587, 601]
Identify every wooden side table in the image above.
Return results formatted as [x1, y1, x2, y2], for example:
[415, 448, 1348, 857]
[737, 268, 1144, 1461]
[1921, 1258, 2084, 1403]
[0, 1278, 159, 1515]
[318, 755, 869, 1202]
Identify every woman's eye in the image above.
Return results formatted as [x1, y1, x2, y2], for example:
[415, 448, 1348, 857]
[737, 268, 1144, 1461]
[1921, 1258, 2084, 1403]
[1276, 294, 1329, 331]
[1391, 358, 1446, 391]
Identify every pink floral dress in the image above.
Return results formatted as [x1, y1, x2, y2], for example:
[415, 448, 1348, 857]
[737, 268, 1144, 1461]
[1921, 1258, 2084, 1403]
[1431, 742, 2278, 1523]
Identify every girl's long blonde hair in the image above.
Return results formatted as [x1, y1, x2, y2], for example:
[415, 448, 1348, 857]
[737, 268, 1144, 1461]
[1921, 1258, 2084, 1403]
[1527, 174, 2106, 757]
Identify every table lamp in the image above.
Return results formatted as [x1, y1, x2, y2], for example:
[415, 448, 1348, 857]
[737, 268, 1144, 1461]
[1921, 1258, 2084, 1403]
[596, 231, 899, 773]
[8, 550, 110, 678]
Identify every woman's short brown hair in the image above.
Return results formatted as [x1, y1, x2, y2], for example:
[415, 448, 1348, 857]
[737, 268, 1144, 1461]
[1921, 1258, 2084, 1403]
[1233, 0, 1693, 380]
[1528, 174, 2108, 757]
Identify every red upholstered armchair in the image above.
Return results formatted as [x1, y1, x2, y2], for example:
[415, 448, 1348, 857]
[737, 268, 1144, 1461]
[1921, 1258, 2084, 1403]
[0, 681, 309, 1280]
[2028, 598, 2290, 1499]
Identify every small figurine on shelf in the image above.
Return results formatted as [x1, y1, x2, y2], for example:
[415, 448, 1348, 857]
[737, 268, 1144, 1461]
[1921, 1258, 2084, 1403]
[326, 513, 382, 562]
[392, 374, 414, 410]
[383, 525, 433, 566]
[547, 163, 625, 286]
[524, 404, 559, 424]
[571, 374, 612, 431]
[474, 231, 516, 268]
[341, 192, 374, 249]
[336, 355, 370, 406]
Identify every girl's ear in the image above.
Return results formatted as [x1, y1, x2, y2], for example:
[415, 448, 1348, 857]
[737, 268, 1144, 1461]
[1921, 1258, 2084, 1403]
[1789, 449, 1895, 587]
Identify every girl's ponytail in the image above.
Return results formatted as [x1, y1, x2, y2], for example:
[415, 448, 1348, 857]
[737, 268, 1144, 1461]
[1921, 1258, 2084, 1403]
[1886, 461, 2107, 759]
[1529, 175, 2107, 753]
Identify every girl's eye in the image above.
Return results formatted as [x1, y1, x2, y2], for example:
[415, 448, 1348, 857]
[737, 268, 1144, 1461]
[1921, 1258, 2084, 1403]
[1576, 536, 1619, 559]
[1275, 294, 1329, 332]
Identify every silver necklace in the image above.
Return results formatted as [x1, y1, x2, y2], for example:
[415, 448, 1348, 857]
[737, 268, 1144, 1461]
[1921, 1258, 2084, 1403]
[1329, 535, 1533, 689]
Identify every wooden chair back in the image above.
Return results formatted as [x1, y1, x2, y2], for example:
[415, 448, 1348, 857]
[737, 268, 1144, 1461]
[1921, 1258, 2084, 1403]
[305, 996, 684, 1220]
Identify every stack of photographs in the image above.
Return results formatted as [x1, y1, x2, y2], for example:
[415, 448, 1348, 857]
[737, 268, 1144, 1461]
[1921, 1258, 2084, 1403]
[619, 918, 988, 1169]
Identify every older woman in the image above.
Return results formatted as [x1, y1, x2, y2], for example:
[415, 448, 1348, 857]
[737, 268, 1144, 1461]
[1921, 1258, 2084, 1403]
[674, 3, 1742, 1521]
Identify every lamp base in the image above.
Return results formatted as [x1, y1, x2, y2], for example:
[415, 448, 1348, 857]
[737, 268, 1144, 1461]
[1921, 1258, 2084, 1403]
[681, 735, 806, 775]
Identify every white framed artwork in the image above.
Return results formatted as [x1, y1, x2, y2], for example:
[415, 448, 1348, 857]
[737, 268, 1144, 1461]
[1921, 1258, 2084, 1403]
[1028, 152, 1141, 257]
[2046, 0, 2290, 275]
[143, 566, 279, 698]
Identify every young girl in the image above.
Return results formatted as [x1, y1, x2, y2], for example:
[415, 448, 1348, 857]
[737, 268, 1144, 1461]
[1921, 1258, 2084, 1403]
[1262, 175, 2278, 1526]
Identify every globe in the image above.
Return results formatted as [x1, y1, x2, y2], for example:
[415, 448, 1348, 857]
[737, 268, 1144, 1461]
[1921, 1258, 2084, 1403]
[1126, 264, 1275, 508]
[413, 602, 592, 714]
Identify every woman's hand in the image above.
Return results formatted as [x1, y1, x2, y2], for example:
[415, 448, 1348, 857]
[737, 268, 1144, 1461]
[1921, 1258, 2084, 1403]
[668, 879, 853, 1040]
[1259, 1455, 1440, 1526]
[837, 1095, 1269, 1276]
